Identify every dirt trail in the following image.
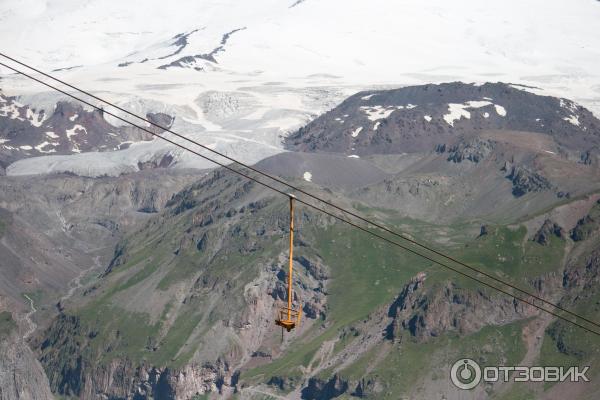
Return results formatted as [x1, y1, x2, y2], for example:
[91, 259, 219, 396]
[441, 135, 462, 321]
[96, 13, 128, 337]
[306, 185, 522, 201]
[521, 314, 554, 365]
[21, 294, 37, 340]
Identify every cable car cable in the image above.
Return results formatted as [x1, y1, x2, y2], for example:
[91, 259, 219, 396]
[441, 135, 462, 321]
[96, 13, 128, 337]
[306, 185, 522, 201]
[2, 58, 599, 336]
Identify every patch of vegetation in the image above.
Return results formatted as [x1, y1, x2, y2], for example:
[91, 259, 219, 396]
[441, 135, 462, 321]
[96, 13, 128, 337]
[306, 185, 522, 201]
[22, 289, 45, 309]
[0, 311, 16, 337]
[155, 305, 205, 367]
[365, 320, 527, 399]
[493, 384, 535, 400]
[453, 225, 565, 282]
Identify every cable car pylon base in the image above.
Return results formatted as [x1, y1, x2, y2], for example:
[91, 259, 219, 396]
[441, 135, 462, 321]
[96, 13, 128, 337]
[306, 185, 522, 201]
[275, 195, 302, 333]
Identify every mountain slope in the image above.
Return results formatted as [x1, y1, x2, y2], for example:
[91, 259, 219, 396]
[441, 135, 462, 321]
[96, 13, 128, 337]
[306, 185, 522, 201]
[33, 157, 600, 399]
[286, 82, 600, 158]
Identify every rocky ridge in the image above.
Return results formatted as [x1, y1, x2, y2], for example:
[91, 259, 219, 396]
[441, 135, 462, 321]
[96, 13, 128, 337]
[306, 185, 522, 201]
[0, 91, 174, 170]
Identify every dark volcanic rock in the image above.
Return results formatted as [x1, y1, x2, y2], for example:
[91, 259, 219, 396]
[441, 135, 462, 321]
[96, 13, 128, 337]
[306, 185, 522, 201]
[301, 375, 349, 400]
[507, 166, 553, 197]
[533, 219, 564, 245]
[267, 375, 300, 391]
[157, 28, 246, 70]
[285, 82, 600, 156]
[479, 225, 489, 237]
[570, 200, 600, 241]
[146, 112, 175, 130]
[445, 137, 494, 163]
[352, 377, 382, 398]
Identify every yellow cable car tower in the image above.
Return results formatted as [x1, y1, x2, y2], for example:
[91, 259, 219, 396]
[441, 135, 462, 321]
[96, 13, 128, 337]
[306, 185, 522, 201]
[275, 195, 302, 332]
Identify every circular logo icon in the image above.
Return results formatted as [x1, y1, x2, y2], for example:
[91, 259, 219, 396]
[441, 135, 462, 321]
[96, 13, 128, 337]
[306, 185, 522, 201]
[450, 358, 482, 390]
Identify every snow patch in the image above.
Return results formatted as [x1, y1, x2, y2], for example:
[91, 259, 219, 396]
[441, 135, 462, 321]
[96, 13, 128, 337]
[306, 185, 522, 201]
[19, 145, 33, 150]
[351, 126, 363, 137]
[45, 131, 59, 139]
[373, 121, 381, 130]
[26, 108, 45, 127]
[423, 115, 432, 122]
[0, 102, 22, 120]
[303, 171, 312, 182]
[66, 124, 88, 139]
[494, 104, 507, 117]
[360, 105, 395, 121]
[443, 103, 472, 126]
[347, 154, 360, 158]
[465, 101, 492, 108]
[443, 100, 507, 126]
[0, 138, 9, 144]
[560, 99, 578, 113]
[361, 94, 375, 100]
[69, 114, 79, 122]
[564, 114, 580, 126]
[34, 141, 57, 153]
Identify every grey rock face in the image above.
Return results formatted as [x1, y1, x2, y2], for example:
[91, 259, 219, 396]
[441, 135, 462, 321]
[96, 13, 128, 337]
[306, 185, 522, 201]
[386, 275, 533, 341]
[445, 138, 494, 163]
[0, 333, 54, 400]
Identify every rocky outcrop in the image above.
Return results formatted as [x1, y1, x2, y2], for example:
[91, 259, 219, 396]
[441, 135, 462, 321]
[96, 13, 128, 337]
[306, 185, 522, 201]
[0, 312, 53, 400]
[267, 375, 301, 392]
[352, 377, 383, 398]
[445, 138, 494, 163]
[533, 219, 564, 245]
[563, 249, 600, 291]
[570, 200, 600, 241]
[301, 374, 349, 400]
[38, 313, 237, 399]
[479, 225, 489, 237]
[0, 93, 173, 166]
[580, 149, 599, 166]
[386, 273, 534, 341]
[506, 166, 553, 197]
